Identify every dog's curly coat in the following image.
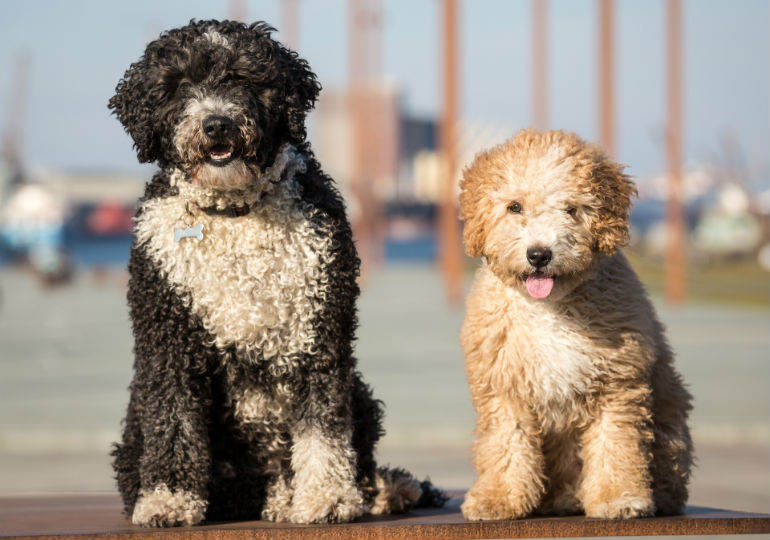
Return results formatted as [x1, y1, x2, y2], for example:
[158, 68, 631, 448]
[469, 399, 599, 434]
[459, 129, 693, 521]
[110, 19, 443, 527]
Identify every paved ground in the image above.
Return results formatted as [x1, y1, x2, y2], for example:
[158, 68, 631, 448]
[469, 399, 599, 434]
[0, 264, 767, 515]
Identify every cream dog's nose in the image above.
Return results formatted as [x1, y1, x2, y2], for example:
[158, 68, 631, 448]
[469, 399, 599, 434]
[526, 246, 552, 268]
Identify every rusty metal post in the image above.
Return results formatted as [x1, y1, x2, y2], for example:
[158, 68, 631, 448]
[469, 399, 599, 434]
[532, 0, 548, 130]
[665, 0, 686, 304]
[228, 0, 247, 22]
[281, 0, 300, 50]
[598, 0, 614, 155]
[439, 0, 463, 305]
[348, 0, 368, 279]
[348, 0, 385, 281]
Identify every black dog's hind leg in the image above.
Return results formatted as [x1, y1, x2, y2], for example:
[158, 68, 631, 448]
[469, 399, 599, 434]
[350, 371, 448, 515]
[116, 246, 217, 527]
[112, 393, 143, 517]
[351, 370, 384, 491]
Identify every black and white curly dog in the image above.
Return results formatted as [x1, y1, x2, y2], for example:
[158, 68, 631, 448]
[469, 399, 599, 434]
[110, 19, 444, 527]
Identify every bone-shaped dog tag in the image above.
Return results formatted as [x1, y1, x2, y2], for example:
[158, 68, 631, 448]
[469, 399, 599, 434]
[174, 223, 204, 242]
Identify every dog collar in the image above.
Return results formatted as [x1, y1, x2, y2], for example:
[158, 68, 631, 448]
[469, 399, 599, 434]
[194, 202, 251, 218]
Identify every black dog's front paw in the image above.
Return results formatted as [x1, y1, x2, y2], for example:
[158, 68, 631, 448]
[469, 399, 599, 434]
[288, 482, 367, 524]
[132, 484, 207, 527]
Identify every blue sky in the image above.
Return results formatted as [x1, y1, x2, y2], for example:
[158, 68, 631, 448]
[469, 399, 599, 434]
[0, 0, 768, 185]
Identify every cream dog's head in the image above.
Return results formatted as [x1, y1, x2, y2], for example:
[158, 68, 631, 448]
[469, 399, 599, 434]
[460, 129, 636, 301]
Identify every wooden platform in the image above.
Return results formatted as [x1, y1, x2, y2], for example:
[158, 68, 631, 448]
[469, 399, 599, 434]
[1, 494, 767, 539]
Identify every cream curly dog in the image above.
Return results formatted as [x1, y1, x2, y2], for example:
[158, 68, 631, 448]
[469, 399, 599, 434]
[459, 129, 693, 520]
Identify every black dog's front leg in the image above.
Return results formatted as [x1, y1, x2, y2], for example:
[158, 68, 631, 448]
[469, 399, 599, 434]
[286, 366, 366, 524]
[120, 249, 215, 527]
[129, 357, 213, 527]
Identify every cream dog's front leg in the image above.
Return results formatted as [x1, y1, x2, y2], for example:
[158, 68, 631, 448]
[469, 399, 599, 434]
[578, 388, 655, 519]
[462, 398, 546, 520]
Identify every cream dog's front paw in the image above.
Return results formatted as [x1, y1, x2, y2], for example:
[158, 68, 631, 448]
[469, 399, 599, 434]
[461, 481, 537, 521]
[584, 492, 654, 519]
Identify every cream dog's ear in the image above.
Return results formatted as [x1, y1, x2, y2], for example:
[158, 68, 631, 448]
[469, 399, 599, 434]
[459, 159, 491, 259]
[587, 157, 636, 255]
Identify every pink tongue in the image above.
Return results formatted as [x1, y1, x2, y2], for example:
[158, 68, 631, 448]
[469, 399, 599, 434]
[525, 275, 554, 299]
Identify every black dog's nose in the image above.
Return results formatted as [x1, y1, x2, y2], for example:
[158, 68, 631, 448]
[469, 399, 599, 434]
[202, 115, 236, 139]
[527, 246, 553, 268]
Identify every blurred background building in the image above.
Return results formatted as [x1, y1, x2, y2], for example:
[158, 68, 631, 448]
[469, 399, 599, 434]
[0, 0, 767, 514]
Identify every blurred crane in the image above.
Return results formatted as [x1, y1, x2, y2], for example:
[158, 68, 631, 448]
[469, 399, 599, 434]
[1, 52, 29, 196]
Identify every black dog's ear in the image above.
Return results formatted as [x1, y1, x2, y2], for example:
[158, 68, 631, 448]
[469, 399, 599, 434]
[274, 40, 321, 143]
[109, 60, 162, 163]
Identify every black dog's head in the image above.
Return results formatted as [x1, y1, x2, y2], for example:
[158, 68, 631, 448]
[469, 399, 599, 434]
[110, 19, 320, 189]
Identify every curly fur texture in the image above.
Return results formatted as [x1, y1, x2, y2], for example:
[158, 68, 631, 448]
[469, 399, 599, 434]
[459, 129, 693, 521]
[110, 19, 444, 527]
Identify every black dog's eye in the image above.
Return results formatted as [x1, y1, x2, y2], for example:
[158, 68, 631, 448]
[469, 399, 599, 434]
[177, 80, 193, 93]
[508, 201, 523, 214]
[566, 206, 578, 217]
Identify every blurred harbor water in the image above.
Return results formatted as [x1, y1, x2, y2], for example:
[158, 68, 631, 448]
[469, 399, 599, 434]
[0, 264, 767, 514]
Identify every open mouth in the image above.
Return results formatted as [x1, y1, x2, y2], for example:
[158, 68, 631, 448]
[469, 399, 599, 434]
[523, 271, 555, 299]
[206, 143, 237, 166]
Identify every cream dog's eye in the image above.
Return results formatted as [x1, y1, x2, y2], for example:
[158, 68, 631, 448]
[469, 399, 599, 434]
[508, 202, 523, 214]
[566, 206, 578, 217]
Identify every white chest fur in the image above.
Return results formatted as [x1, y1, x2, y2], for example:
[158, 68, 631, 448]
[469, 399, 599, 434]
[134, 180, 332, 363]
[505, 289, 601, 423]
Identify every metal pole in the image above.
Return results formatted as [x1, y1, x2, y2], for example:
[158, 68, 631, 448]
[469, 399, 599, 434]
[532, 0, 548, 130]
[281, 0, 300, 50]
[348, 0, 368, 278]
[439, 0, 462, 304]
[598, 0, 614, 155]
[665, 0, 686, 304]
[228, 0, 247, 22]
[367, 0, 385, 269]
[348, 0, 384, 280]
